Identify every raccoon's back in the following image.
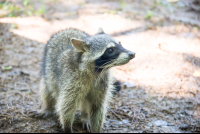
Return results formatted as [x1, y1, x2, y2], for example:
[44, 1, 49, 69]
[42, 28, 89, 77]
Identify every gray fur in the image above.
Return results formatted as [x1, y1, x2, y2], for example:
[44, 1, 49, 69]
[40, 28, 134, 133]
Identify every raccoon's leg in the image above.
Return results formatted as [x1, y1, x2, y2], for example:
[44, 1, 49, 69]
[39, 78, 55, 117]
[56, 91, 78, 133]
[81, 101, 90, 133]
[88, 91, 108, 133]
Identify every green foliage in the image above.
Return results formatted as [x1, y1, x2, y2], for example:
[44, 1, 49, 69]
[11, 23, 18, 29]
[0, 1, 21, 17]
[23, 0, 30, 7]
[155, 0, 162, 5]
[193, 27, 199, 30]
[167, 0, 179, 2]
[49, 0, 56, 2]
[1, 66, 12, 71]
[35, 5, 46, 15]
[144, 10, 153, 19]
[119, 0, 126, 11]
[154, 0, 177, 13]
[27, 10, 33, 16]
[0, 0, 46, 17]
[78, 1, 86, 6]
[108, 10, 117, 14]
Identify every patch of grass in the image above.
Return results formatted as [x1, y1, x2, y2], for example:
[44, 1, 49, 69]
[78, 2, 86, 6]
[49, 0, 56, 2]
[11, 23, 19, 29]
[4, 2, 21, 17]
[144, 10, 153, 20]
[154, 0, 176, 13]
[167, 0, 179, 2]
[119, 0, 127, 11]
[23, 0, 30, 7]
[35, 5, 46, 15]
[155, 0, 162, 5]
[193, 27, 199, 31]
[0, 0, 46, 17]
[0, 1, 24, 17]
[108, 10, 117, 14]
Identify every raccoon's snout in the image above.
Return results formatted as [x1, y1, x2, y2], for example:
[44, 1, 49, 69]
[128, 52, 135, 59]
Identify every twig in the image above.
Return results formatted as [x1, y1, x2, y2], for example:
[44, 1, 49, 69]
[111, 110, 122, 121]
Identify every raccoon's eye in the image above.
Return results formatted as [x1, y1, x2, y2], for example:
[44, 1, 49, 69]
[106, 48, 114, 54]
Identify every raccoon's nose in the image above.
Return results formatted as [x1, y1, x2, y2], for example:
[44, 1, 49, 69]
[128, 52, 135, 59]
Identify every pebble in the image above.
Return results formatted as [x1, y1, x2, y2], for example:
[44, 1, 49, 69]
[122, 119, 129, 124]
[153, 120, 168, 127]
[123, 82, 136, 88]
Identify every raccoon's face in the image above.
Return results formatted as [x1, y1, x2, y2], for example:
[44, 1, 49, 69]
[71, 28, 135, 72]
[94, 39, 135, 72]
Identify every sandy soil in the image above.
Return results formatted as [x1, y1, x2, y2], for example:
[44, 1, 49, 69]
[0, 0, 200, 133]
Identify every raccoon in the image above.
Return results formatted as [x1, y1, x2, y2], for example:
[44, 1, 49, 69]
[40, 28, 135, 133]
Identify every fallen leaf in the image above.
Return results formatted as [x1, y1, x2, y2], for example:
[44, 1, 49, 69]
[1, 66, 12, 71]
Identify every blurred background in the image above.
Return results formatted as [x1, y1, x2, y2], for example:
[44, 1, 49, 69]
[0, 0, 200, 133]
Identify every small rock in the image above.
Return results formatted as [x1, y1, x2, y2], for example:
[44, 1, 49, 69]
[122, 119, 129, 124]
[0, 102, 5, 106]
[145, 126, 151, 130]
[118, 121, 123, 125]
[123, 82, 136, 88]
[154, 120, 168, 127]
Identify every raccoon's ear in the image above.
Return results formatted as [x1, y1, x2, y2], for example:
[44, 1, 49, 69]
[97, 27, 105, 34]
[71, 38, 89, 52]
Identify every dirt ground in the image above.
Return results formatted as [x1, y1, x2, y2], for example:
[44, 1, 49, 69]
[0, 0, 200, 133]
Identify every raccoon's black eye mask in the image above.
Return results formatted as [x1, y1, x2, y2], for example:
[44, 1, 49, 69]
[95, 47, 120, 72]
[95, 41, 128, 72]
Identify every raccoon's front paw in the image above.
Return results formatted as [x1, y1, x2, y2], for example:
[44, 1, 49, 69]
[82, 120, 91, 133]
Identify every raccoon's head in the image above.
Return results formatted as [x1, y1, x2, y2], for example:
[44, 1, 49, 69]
[71, 28, 135, 72]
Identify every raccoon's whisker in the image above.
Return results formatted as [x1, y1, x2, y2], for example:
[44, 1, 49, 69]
[98, 60, 117, 78]
[95, 60, 113, 73]
[96, 60, 115, 72]
[96, 58, 118, 82]
[102, 59, 117, 68]
[98, 69, 106, 80]
[97, 59, 116, 77]
[96, 58, 118, 63]
[95, 60, 115, 81]
[95, 63, 113, 68]
[96, 59, 117, 68]
[97, 67, 107, 82]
